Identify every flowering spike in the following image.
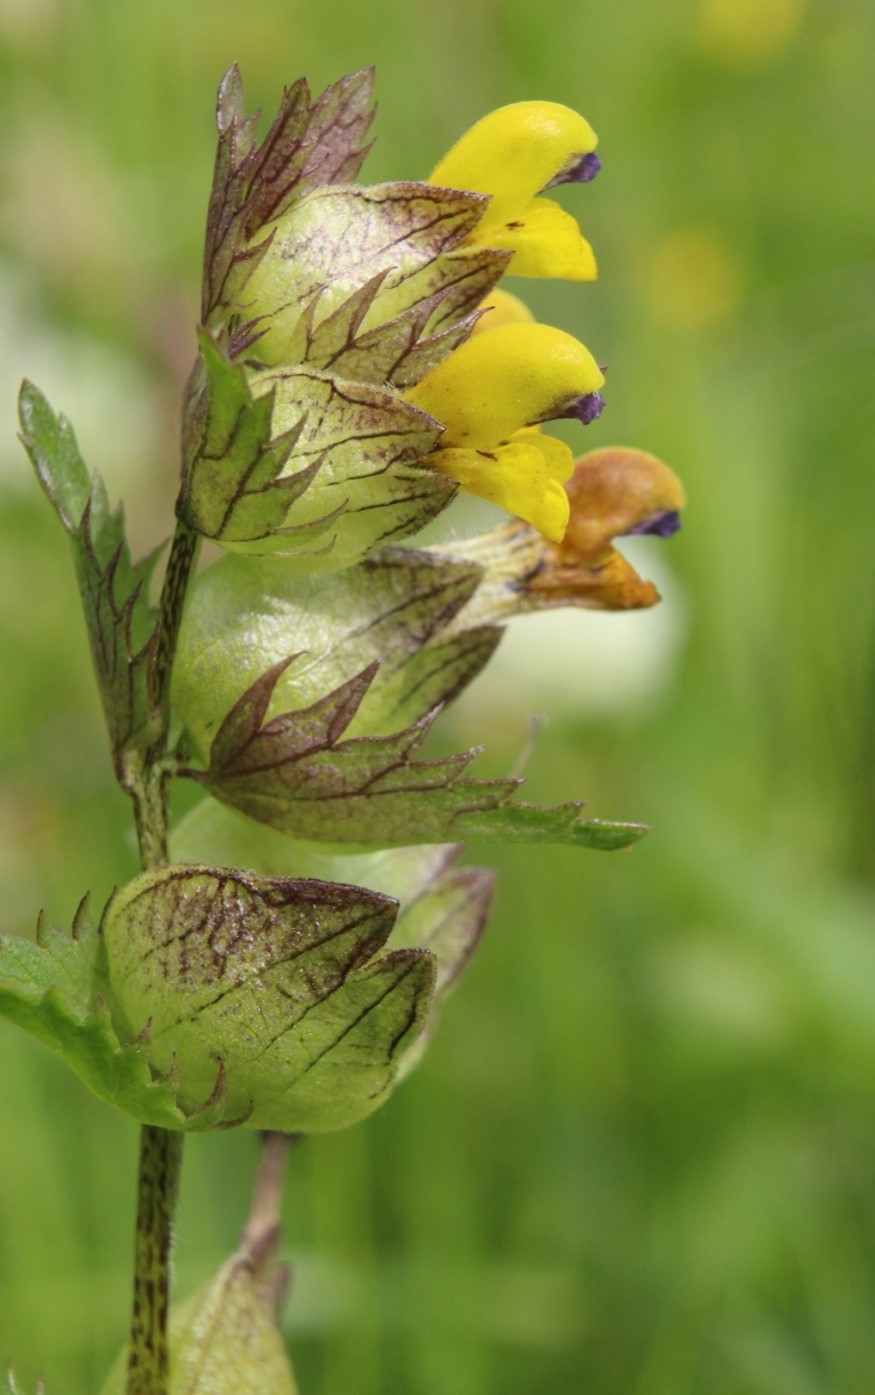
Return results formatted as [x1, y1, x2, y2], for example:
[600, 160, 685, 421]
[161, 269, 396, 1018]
[188, 73, 619, 563]
[7, 66, 695, 1191]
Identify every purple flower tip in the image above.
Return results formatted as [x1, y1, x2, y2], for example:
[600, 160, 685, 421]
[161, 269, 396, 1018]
[571, 151, 602, 184]
[626, 509, 683, 539]
[571, 391, 606, 426]
[545, 151, 602, 189]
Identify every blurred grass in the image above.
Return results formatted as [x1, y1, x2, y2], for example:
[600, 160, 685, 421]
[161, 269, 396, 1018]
[1, 0, 874, 1391]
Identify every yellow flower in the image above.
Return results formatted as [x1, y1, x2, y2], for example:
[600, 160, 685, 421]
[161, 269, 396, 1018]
[429, 101, 600, 280]
[469, 288, 535, 336]
[434, 447, 687, 617]
[406, 322, 605, 542]
[548, 445, 686, 605]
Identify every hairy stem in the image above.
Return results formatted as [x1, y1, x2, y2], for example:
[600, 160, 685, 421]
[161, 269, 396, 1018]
[124, 515, 200, 1395]
[129, 760, 170, 871]
[126, 1126, 184, 1395]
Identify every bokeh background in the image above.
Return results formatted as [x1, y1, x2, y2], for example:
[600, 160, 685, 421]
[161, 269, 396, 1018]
[2, 0, 874, 1390]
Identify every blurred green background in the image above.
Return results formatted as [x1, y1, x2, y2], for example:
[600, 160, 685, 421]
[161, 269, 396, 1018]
[2, 0, 874, 1391]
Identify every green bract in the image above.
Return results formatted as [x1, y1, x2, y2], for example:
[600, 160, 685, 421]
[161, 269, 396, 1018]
[0, 846, 492, 1131]
[171, 545, 494, 758]
[104, 865, 434, 1131]
[177, 656, 645, 850]
[0, 900, 234, 1130]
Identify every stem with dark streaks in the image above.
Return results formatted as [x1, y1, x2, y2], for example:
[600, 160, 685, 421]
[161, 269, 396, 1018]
[126, 1126, 184, 1395]
[123, 514, 200, 1395]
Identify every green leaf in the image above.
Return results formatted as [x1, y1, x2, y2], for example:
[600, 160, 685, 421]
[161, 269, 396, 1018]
[185, 660, 648, 852]
[18, 381, 163, 765]
[203, 66, 376, 323]
[179, 331, 324, 544]
[104, 866, 435, 1132]
[0, 902, 236, 1130]
[172, 545, 491, 761]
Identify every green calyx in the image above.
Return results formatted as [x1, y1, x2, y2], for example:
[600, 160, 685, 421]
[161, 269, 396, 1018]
[171, 544, 648, 854]
[178, 66, 512, 568]
[0, 848, 492, 1132]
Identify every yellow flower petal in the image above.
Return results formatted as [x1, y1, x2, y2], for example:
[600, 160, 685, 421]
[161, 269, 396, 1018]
[471, 288, 536, 335]
[468, 196, 597, 280]
[406, 322, 604, 449]
[429, 101, 598, 225]
[514, 427, 576, 486]
[431, 437, 572, 541]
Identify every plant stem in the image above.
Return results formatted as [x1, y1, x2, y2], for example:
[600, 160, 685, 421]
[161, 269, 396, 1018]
[154, 517, 200, 719]
[126, 1126, 184, 1395]
[123, 515, 200, 1395]
[130, 760, 170, 871]
[243, 1132, 295, 1255]
[242, 1133, 297, 1315]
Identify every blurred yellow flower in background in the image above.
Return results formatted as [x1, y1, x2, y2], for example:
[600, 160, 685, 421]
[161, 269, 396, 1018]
[642, 226, 744, 333]
[696, 0, 806, 67]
